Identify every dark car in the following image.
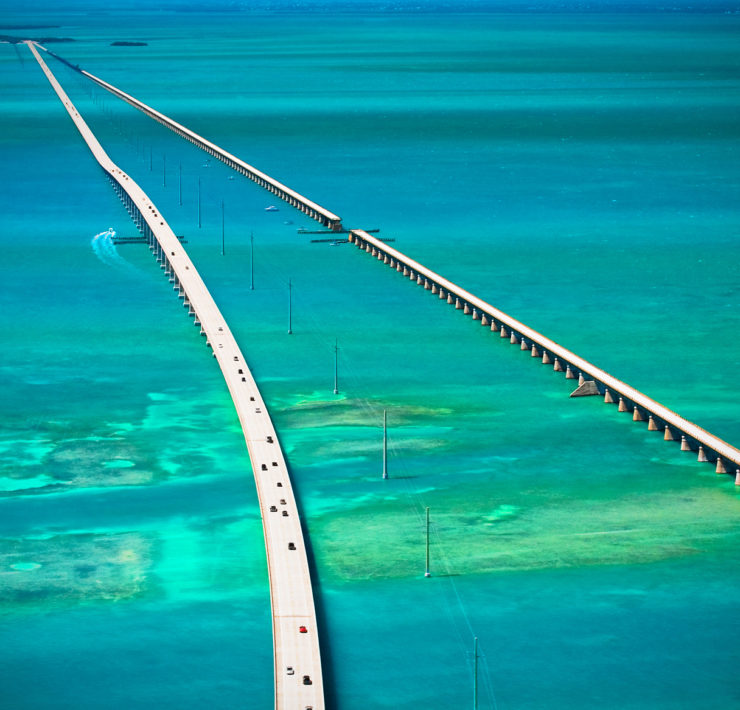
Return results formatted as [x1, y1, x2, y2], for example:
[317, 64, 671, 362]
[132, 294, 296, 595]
[303, 675, 312, 685]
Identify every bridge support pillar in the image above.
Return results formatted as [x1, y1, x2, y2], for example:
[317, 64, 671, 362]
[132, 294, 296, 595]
[578, 372, 585, 385]
[542, 351, 551, 364]
[565, 365, 576, 379]
[417, 274, 424, 285]
[455, 298, 463, 310]
[664, 426, 674, 440]
[618, 397, 628, 412]
[481, 314, 489, 326]
[500, 326, 509, 338]
[633, 407, 644, 421]
[681, 436, 691, 451]
[471, 308, 479, 320]
[531, 344, 539, 357]
[736, 469, 740, 485]
[397, 263, 403, 272]
[431, 283, 438, 294]
[554, 358, 564, 372]
[463, 303, 471, 315]
[491, 320, 499, 332]
[648, 416, 659, 431]
[697, 446, 708, 463]
[604, 388, 614, 403]
[447, 293, 454, 304]
[716, 457, 728, 474]
[424, 279, 432, 290]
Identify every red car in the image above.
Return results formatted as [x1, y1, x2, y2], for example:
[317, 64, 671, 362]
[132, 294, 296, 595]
[299, 626, 307, 634]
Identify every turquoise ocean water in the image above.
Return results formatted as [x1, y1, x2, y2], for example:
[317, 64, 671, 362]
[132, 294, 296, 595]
[1, 7, 739, 709]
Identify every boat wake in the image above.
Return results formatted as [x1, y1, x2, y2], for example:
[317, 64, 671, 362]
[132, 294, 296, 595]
[90, 228, 141, 275]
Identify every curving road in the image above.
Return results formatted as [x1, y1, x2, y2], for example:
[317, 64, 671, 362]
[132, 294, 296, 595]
[28, 41, 324, 710]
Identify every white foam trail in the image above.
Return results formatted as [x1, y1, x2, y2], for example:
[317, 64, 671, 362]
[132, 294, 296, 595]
[90, 228, 142, 275]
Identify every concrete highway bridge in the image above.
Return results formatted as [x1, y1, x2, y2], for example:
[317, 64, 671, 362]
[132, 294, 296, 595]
[29, 42, 325, 710]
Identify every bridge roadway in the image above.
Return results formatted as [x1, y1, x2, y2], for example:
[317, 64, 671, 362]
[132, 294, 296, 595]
[348, 229, 740, 474]
[29, 42, 324, 710]
[50, 50, 342, 232]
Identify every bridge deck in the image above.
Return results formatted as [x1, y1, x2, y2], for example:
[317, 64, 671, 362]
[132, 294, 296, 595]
[349, 229, 740, 471]
[29, 41, 324, 710]
[62, 54, 343, 232]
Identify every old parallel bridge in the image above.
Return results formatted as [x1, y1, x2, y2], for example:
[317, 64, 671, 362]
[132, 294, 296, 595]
[57, 48, 740, 478]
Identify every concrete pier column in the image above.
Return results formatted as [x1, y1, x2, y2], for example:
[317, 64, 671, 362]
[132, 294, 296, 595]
[632, 407, 644, 421]
[403, 266, 409, 276]
[447, 293, 454, 304]
[735, 470, 740, 486]
[471, 308, 480, 320]
[371, 247, 377, 256]
[565, 365, 576, 379]
[604, 388, 614, 403]
[664, 426, 674, 440]
[481, 314, 489, 326]
[424, 279, 431, 290]
[397, 263, 403, 272]
[542, 351, 552, 364]
[680, 436, 691, 451]
[365, 243, 371, 253]
[578, 373, 585, 385]
[491, 320, 500, 332]
[410, 271, 417, 282]
[553, 358, 564, 372]
[439, 288, 446, 299]
[531, 345, 540, 357]
[455, 298, 463, 310]
[510, 332, 518, 344]
[431, 283, 438, 294]
[618, 397, 628, 412]
[716, 457, 728, 474]
[500, 326, 509, 338]
[520, 338, 529, 351]
[463, 303, 471, 315]
[648, 416, 659, 431]
[697, 446, 709, 462]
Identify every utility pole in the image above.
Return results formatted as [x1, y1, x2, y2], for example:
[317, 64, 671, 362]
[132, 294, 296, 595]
[287, 278, 293, 334]
[250, 232, 254, 290]
[382, 409, 388, 479]
[333, 340, 339, 395]
[425, 507, 431, 578]
[473, 637, 479, 710]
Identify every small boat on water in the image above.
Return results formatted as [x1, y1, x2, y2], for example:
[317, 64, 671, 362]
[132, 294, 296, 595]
[265, 205, 279, 212]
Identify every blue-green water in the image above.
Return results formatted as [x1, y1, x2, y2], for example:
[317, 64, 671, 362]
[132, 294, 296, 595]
[1, 8, 740, 709]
